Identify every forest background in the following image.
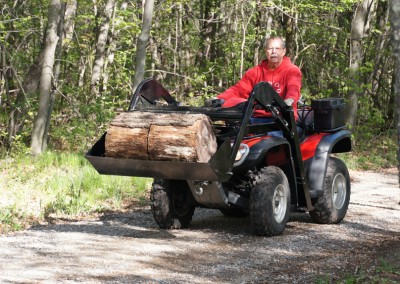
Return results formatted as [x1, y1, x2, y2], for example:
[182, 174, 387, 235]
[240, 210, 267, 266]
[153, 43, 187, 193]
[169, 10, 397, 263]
[0, 0, 399, 230]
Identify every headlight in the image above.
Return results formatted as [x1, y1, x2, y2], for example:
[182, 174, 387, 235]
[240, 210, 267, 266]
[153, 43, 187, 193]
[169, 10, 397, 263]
[233, 143, 250, 166]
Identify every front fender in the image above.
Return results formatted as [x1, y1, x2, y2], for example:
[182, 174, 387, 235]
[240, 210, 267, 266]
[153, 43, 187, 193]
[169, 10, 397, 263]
[233, 136, 291, 172]
[306, 130, 351, 198]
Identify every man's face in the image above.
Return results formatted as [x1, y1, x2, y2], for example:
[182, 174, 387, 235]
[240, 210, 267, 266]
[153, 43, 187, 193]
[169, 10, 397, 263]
[265, 39, 286, 67]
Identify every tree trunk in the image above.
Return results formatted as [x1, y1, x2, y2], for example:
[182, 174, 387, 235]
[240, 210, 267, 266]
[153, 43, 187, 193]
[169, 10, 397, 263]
[90, 0, 115, 96]
[369, 0, 391, 121]
[4, 17, 43, 149]
[281, 4, 297, 58]
[103, 1, 126, 91]
[239, 1, 251, 77]
[7, 52, 44, 149]
[0, 42, 5, 107]
[30, 0, 61, 156]
[390, 0, 400, 185]
[1, 35, 12, 125]
[132, 0, 155, 93]
[347, 0, 374, 129]
[43, 2, 66, 151]
[63, 0, 77, 43]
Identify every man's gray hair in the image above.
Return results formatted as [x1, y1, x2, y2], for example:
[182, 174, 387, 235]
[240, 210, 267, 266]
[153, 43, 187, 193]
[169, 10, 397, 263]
[264, 36, 286, 49]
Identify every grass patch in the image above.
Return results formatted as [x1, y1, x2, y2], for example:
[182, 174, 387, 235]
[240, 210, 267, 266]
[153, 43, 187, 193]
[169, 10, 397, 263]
[0, 206, 25, 233]
[315, 258, 400, 284]
[336, 129, 397, 171]
[0, 150, 151, 233]
[348, 129, 397, 171]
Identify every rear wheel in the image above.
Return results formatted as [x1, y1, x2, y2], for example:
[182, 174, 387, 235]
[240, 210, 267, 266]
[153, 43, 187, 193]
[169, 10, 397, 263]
[250, 166, 290, 236]
[151, 179, 196, 229]
[310, 157, 350, 224]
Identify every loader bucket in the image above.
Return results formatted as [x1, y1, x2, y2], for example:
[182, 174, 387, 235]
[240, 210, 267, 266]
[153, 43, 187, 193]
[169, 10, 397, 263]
[85, 133, 233, 182]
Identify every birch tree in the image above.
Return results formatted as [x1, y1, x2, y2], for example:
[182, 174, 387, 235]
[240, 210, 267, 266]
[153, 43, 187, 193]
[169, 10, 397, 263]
[347, 0, 374, 129]
[90, 0, 115, 96]
[390, 0, 400, 184]
[30, 0, 62, 155]
[132, 0, 155, 92]
[63, 0, 77, 43]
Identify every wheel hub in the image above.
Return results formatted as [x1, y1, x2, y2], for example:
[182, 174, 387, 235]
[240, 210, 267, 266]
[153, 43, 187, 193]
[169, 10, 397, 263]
[332, 173, 346, 210]
[273, 184, 287, 223]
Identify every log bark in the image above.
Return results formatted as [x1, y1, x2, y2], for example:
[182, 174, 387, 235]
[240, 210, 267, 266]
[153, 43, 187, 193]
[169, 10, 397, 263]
[105, 112, 217, 162]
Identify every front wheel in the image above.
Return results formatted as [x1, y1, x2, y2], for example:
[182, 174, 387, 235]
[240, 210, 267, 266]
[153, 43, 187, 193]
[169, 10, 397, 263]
[310, 157, 351, 224]
[250, 166, 290, 236]
[150, 179, 196, 229]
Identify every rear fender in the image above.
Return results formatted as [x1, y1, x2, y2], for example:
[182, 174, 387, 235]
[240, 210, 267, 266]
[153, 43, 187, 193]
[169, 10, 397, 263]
[306, 130, 351, 198]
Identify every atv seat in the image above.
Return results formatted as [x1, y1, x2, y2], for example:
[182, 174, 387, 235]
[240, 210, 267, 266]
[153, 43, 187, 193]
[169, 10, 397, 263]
[250, 116, 305, 141]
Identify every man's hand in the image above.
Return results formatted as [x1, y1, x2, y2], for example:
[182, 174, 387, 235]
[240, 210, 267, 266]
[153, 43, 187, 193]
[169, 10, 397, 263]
[284, 98, 294, 106]
[204, 98, 225, 107]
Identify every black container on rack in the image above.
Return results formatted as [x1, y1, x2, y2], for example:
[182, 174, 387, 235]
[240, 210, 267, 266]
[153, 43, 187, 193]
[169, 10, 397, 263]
[311, 98, 346, 131]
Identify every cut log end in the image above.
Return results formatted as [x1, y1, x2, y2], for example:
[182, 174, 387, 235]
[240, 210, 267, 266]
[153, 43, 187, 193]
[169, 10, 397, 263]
[105, 111, 217, 162]
[105, 126, 148, 159]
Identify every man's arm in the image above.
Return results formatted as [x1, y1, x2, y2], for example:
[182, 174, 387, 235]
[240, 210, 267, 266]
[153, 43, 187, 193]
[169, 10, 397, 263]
[217, 69, 256, 101]
[284, 67, 302, 105]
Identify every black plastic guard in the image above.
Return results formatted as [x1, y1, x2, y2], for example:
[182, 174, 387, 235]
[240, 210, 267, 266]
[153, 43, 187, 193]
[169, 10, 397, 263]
[306, 129, 352, 198]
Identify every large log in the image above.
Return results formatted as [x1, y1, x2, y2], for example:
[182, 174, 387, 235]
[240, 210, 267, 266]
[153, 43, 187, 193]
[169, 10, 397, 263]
[105, 111, 217, 162]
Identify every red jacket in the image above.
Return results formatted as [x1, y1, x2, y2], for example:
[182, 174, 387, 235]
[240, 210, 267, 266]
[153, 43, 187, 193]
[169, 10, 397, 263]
[217, 56, 302, 119]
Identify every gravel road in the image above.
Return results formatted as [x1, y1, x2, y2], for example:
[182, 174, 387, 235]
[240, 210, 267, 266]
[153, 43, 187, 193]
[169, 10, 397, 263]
[0, 170, 399, 283]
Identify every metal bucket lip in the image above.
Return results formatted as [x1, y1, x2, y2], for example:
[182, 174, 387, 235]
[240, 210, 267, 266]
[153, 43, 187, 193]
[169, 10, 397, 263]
[85, 133, 233, 182]
[85, 154, 223, 181]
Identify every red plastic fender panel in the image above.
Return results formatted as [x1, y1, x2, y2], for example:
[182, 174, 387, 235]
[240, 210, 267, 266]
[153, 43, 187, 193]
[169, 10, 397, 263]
[300, 133, 329, 161]
[242, 136, 270, 148]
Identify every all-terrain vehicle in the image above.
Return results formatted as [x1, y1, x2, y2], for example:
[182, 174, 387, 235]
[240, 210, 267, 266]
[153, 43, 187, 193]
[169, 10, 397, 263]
[86, 78, 352, 236]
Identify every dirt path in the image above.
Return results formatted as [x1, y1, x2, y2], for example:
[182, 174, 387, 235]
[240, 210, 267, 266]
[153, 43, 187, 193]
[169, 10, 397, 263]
[0, 170, 399, 283]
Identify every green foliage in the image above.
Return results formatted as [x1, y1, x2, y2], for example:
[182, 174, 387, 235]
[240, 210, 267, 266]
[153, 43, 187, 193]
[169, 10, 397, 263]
[337, 129, 396, 171]
[0, 205, 25, 233]
[376, 258, 400, 276]
[0, 151, 151, 232]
